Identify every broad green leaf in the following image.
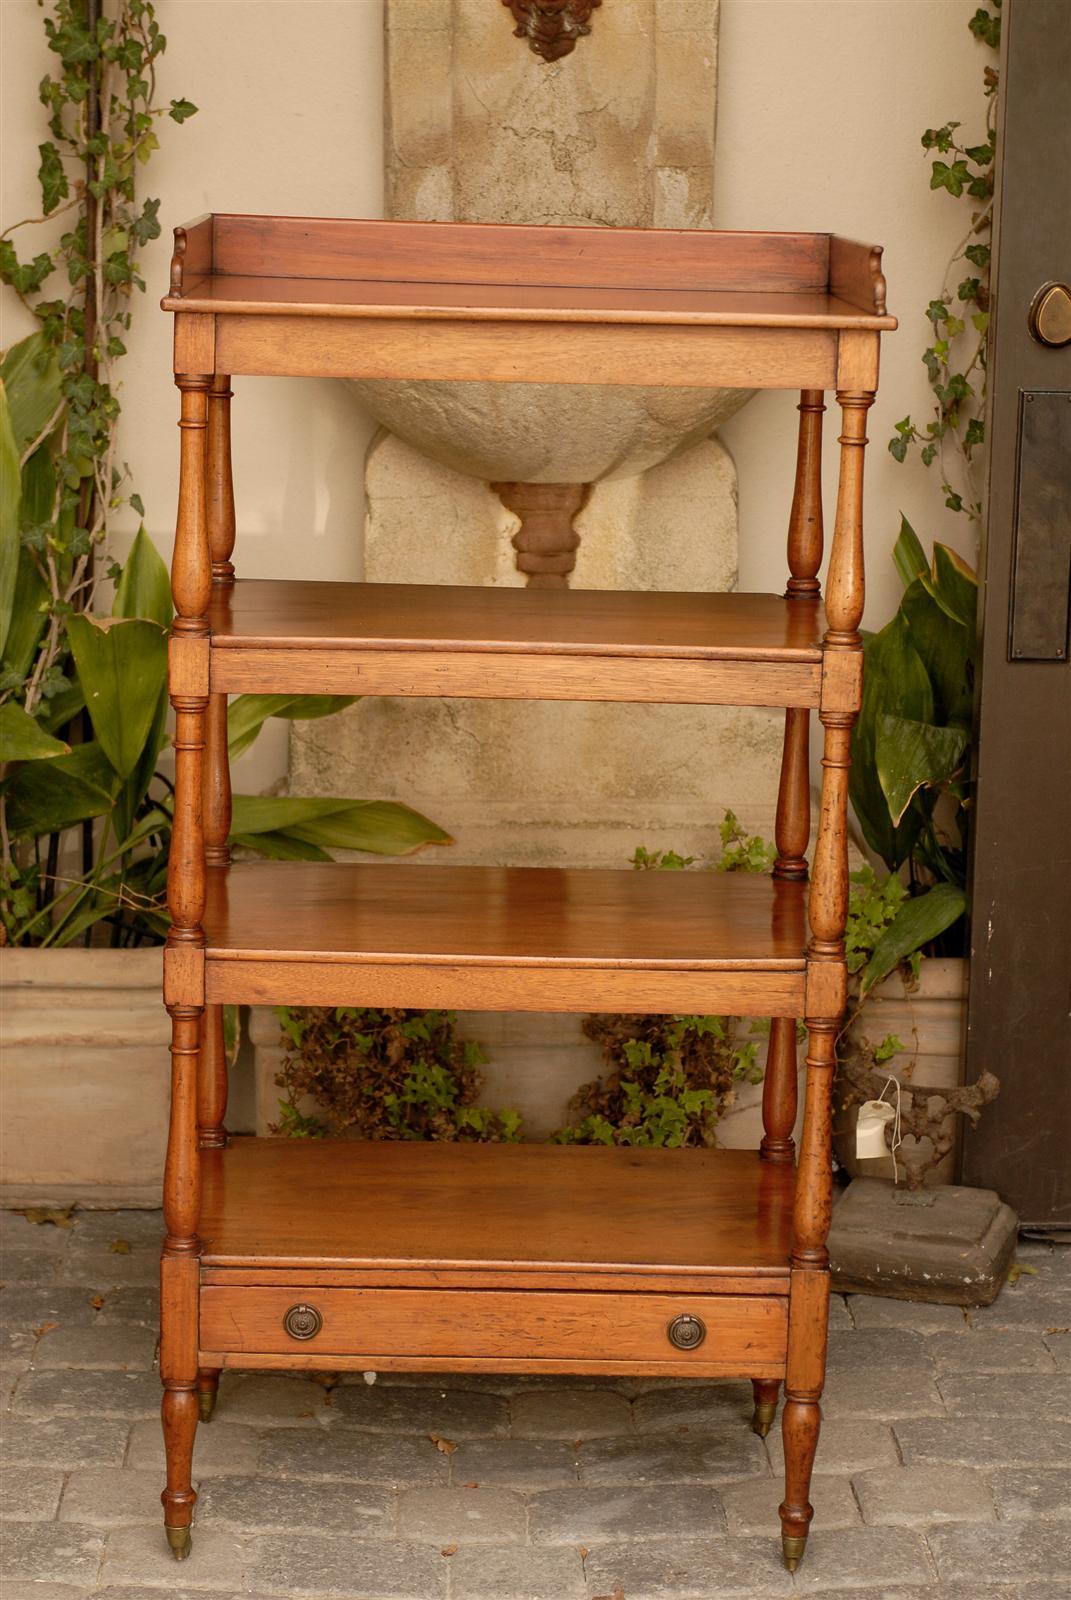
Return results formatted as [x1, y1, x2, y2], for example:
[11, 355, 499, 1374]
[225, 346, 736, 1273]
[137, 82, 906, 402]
[0, 379, 19, 659]
[875, 715, 969, 825]
[230, 829, 332, 862]
[285, 799, 452, 857]
[2, 740, 121, 836]
[67, 614, 167, 780]
[925, 542, 977, 629]
[1, 547, 48, 681]
[0, 334, 63, 455]
[0, 701, 70, 762]
[113, 527, 172, 625]
[19, 436, 56, 527]
[892, 515, 928, 591]
[229, 793, 452, 857]
[39, 682, 86, 735]
[901, 577, 973, 726]
[859, 883, 967, 995]
[850, 614, 934, 869]
[227, 693, 358, 760]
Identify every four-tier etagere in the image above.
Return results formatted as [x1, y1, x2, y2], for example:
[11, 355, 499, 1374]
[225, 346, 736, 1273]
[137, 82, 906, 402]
[158, 215, 894, 1570]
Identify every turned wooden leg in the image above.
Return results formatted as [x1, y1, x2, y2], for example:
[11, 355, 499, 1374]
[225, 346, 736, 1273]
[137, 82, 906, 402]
[751, 1378, 780, 1439]
[160, 370, 211, 1559]
[161, 1384, 197, 1558]
[197, 1369, 220, 1422]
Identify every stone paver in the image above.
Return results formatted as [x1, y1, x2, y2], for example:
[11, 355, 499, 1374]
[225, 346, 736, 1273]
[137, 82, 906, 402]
[821, 1364, 944, 1419]
[1045, 1330, 1071, 1371]
[256, 1423, 450, 1484]
[719, 1474, 858, 1536]
[764, 1417, 901, 1476]
[250, 1531, 448, 1597]
[1, 1414, 130, 1470]
[58, 1468, 162, 1527]
[510, 1386, 633, 1439]
[937, 1371, 1071, 1420]
[395, 1485, 526, 1544]
[579, 1430, 767, 1486]
[632, 1381, 752, 1434]
[2, 1206, 1069, 1599]
[583, 1536, 792, 1597]
[100, 1524, 250, 1590]
[125, 1417, 261, 1477]
[790, 1526, 934, 1594]
[989, 1466, 1071, 1522]
[929, 1518, 1071, 1585]
[33, 1325, 157, 1371]
[2, 1523, 106, 1586]
[852, 1463, 994, 1526]
[845, 1294, 967, 1333]
[0, 1468, 66, 1521]
[212, 1371, 334, 1427]
[449, 1436, 580, 1488]
[332, 1381, 510, 1438]
[447, 1543, 586, 1598]
[528, 1483, 724, 1544]
[197, 1473, 393, 1535]
[11, 1368, 160, 1418]
[895, 1414, 1071, 1468]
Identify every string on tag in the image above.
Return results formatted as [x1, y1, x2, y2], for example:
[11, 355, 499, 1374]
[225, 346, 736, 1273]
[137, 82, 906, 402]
[878, 1074, 903, 1184]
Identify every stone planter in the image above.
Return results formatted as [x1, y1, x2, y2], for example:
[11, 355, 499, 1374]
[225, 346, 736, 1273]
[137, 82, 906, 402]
[0, 947, 168, 1207]
[834, 957, 969, 1188]
[251, 1006, 805, 1148]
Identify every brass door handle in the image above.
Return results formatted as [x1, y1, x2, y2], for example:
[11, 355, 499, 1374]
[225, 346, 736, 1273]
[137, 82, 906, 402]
[283, 1303, 323, 1340]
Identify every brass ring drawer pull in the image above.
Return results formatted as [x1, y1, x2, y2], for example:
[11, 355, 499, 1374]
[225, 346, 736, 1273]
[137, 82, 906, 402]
[667, 1313, 706, 1351]
[283, 1303, 323, 1341]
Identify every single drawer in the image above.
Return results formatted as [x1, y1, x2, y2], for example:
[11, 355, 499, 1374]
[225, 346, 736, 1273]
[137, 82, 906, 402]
[200, 1285, 788, 1373]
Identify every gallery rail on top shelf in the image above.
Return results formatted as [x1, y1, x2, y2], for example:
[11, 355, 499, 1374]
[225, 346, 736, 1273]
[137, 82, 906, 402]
[158, 213, 893, 1572]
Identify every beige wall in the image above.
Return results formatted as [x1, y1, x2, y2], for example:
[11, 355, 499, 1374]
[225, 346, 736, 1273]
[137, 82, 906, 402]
[2, 0, 986, 786]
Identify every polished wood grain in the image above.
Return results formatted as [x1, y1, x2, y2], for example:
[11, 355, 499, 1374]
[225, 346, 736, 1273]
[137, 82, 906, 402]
[158, 209, 890, 1568]
[207, 581, 824, 707]
[173, 214, 827, 294]
[197, 862, 808, 1016]
[197, 1140, 795, 1279]
[215, 313, 840, 391]
[199, 1284, 788, 1373]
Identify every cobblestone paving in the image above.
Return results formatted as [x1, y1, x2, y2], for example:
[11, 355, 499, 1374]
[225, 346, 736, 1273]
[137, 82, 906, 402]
[2, 1207, 1069, 1599]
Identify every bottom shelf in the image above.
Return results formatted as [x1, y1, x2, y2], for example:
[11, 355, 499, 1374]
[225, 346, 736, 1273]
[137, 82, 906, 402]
[196, 1140, 795, 1377]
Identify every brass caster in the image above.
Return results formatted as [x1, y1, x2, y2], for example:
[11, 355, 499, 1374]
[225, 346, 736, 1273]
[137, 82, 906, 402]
[166, 1526, 192, 1561]
[198, 1391, 216, 1422]
[751, 1400, 777, 1439]
[782, 1534, 807, 1573]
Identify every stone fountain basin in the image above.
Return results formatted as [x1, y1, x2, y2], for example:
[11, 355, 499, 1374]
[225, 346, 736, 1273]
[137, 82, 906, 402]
[349, 378, 754, 484]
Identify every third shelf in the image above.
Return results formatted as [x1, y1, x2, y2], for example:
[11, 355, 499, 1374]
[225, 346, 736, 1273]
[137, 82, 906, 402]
[200, 861, 808, 1016]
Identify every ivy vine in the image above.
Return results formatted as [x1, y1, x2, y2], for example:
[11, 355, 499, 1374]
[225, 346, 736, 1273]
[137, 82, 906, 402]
[0, 0, 196, 718]
[888, 2, 1000, 522]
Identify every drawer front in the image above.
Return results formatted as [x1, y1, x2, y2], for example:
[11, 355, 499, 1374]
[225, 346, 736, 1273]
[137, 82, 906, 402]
[200, 1286, 787, 1370]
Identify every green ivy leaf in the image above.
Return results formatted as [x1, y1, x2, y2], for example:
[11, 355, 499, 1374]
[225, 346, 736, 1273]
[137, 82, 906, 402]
[930, 159, 970, 197]
[168, 98, 197, 122]
[37, 141, 69, 214]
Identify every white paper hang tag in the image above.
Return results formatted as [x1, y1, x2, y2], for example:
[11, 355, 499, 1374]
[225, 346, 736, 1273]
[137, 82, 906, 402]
[855, 1098, 896, 1158]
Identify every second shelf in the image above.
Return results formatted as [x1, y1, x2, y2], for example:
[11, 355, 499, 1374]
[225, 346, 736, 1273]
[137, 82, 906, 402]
[197, 861, 809, 1015]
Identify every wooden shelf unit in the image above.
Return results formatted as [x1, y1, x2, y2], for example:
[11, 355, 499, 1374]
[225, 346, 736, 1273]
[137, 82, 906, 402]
[158, 213, 893, 1571]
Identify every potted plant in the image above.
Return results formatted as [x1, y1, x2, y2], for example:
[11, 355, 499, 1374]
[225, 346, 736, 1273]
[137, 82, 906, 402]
[0, 4, 448, 1203]
[833, 519, 983, 1186]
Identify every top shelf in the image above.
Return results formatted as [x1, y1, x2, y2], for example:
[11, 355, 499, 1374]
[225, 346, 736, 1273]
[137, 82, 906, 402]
[165, 214, 895, 331]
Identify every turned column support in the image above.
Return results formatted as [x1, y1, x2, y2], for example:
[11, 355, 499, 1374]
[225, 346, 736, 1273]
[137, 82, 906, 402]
[201, 376, 234, 1150]
[493, 480, 590, 587]
[778, 390, 870, 1573]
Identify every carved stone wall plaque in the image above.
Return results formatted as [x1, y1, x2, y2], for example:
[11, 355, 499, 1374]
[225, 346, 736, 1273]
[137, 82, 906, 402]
[503, 0, 602, 63]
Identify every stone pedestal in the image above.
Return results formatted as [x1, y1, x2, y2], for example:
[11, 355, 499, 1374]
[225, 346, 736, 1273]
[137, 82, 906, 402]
[288, 0, 785, 1130]
[829, 1178, 1019, 1307]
